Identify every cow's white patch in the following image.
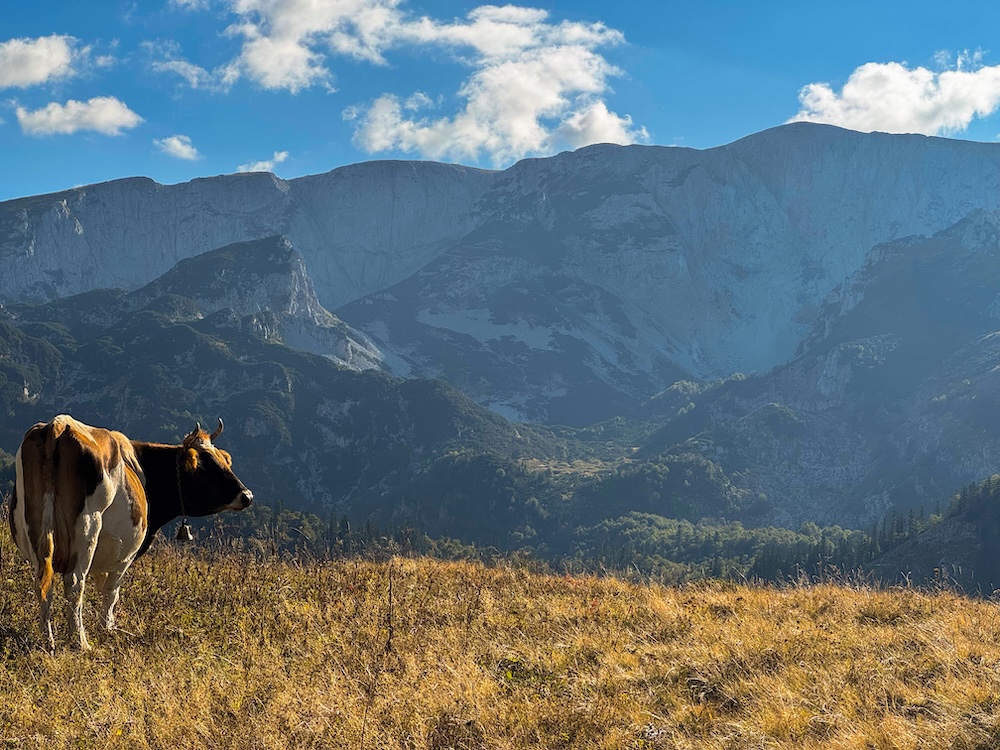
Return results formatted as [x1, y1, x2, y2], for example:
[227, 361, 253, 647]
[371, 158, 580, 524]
[12, 447, 35, 568]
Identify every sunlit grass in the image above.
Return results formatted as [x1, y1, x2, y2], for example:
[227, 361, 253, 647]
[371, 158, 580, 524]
[1, 531, 1000, 748]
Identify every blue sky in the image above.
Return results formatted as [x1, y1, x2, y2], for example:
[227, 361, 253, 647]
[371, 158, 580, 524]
[3, 0, 1000, 202]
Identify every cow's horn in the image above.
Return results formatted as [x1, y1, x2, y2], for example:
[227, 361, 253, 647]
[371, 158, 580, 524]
[210, 418, 224, 441]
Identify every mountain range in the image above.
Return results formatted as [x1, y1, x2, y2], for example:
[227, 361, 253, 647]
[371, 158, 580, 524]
[4, 122, 1000, 571]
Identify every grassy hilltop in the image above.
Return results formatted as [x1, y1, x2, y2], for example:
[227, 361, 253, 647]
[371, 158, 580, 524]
[2, 534, 1000, 749]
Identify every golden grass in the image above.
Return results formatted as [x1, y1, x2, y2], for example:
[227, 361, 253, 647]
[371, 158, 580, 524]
[2, 534, 1000, 749]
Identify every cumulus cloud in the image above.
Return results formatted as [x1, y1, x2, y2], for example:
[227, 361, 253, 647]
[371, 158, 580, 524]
[554, 101, 646, 150]
[153, 58, 211, 87]
[146, 40, 239, 92]
[398, 5, 623, 60]
[351, 13, 645, 164]
[152, 58, 239, 91]
[237, 149, 288, 172]
[154, 134, 201, 159]
[234, 29, 330, 92]
[789, 53, 1000, 136]
[16, 96, 144, 136]
[348, 43, 646, 164]
[225, 0, 406, 85]
[0, 35, 78, 89]
[212, 0, 645, 163]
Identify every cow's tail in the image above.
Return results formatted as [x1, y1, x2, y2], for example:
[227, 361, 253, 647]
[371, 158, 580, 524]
[38, 533, 54, 602]
[37, 422, 60, 603]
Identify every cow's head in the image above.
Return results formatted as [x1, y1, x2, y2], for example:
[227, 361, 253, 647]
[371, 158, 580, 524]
[178, 419, 253, 515]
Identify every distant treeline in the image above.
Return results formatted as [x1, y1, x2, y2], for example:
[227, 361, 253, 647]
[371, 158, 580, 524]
[186, 493, 951, 586]
[0, 461, 978, 586]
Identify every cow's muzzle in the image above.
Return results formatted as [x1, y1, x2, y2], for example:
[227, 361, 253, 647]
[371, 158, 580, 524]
[228, 489, 253, 510]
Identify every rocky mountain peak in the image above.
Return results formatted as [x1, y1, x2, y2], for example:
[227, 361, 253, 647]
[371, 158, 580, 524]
[8, 123, 1000, 421]
[136, 235, 384, 371]
[137, 235, 316, 318]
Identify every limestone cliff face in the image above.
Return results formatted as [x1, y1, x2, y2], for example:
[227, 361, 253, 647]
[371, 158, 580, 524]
[6, 123, 1000, 422]
[133, 235, 385, 371]
[343, 126, 1000, 420]
[0, 174, 296, 300]
[466, 126, 1000, 380]
[0, 163, 493, 310]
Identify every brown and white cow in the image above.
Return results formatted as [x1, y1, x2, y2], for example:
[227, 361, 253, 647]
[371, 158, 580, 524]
[11, 414, 252, 651]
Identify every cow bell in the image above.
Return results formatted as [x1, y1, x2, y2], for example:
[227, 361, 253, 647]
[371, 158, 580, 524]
[175, 519, 194, 542]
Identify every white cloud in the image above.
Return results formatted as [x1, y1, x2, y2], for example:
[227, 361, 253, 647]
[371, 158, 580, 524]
[398, 5, 624, 61]
[224, 0, 416, 81]
[222, 0, 374, 91]
[149, 2, 644, 163]
[790, 54, 1000, 136]
[237, 149, 288, 172]
[153, 59, 206, 87]
[16, 96, 144, 136]
[347, 12, 645, 164]
[0, 35, 78, 89]
[146, 40, 239, 92]
[152, 58, 239, 92]
[211, 1, 644, 163]
[553, 100, 648, 150]
[235, 29, 330, 92]
[154, 134, 201, 160]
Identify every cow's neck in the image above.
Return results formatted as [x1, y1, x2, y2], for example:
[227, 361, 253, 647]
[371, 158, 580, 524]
[131, 442, 184, 553]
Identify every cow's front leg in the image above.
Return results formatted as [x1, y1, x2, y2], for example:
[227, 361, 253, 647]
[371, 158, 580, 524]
[98, 565, 131, 631]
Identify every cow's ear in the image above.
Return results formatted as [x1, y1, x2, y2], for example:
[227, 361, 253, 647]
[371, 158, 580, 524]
[184, 448, 199, 472]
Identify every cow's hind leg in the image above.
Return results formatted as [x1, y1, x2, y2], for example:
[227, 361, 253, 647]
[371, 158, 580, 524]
[36, 574, 56, 653]
[62, 571, 90, 651]
[64, 512, 102, 651]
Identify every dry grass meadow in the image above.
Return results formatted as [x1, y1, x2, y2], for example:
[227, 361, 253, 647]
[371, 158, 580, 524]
[2, 532, 1000, 749]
